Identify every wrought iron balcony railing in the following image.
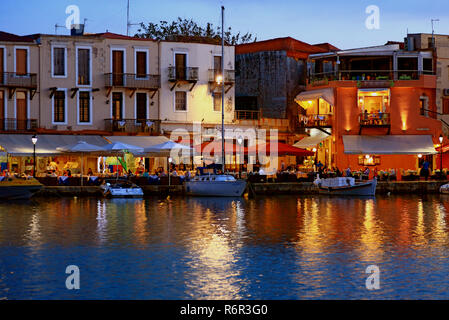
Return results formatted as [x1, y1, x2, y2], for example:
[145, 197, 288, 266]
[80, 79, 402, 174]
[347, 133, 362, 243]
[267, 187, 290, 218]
[0, 72, 37, 88]
[104, 119, 161, 134]
[167, 67, 199, 82]
[104, 73, 161, 89]
[0, 118, 38, 132]
[359, 112, 390, 126]
[299, 114, 332, 128]
[208, 69, 235, 83]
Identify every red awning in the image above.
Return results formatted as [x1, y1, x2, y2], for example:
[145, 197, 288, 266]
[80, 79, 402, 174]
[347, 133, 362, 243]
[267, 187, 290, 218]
[247, 142, 314, 156]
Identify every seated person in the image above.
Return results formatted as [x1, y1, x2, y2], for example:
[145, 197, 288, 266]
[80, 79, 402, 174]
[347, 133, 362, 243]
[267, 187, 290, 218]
[142, 169, 150, 178]
[87, 168, 94, 176]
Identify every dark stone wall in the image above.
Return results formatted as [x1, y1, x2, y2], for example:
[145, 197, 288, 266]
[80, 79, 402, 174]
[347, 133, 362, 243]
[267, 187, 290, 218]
[236, 51, 306, 120]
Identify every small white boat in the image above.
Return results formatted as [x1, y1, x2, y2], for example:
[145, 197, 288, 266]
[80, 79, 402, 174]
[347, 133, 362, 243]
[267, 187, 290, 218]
[440, 183, 449, 194]
[101, 179, 144, 198]
[314, 176, 377, 196]
[185, 174, 247, 197]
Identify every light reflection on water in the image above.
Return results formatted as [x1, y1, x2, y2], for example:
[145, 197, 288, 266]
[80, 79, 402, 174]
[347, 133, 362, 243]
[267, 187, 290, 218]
[0, 194, 449, 299]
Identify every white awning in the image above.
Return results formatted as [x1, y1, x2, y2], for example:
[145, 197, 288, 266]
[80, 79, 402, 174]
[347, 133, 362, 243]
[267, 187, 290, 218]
[0, 134, 109, 156]
[294, 131, 330, 148]
[295, 88, 335, 107]
[343, 135, 437, 155]
[104, 136, 170, 149]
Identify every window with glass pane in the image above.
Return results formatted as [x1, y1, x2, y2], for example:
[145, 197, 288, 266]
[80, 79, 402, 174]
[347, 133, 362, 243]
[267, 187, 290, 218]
[112, 92, 123, 120]
[136, 51, 147, 78]
[53, 47, 65, 76]
[213, 92, 222, 112]
[175, 91, 187, 111]
[78, 48, 90, 85]
[79, 91, 90, 123]
[54, 91, 65, 123]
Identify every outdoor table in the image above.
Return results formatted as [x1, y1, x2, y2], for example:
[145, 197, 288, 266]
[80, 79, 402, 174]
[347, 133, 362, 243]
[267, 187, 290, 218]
[0, 176, 5, 182]
[88, 176, 99, 185]
[58, 176, 70, 185]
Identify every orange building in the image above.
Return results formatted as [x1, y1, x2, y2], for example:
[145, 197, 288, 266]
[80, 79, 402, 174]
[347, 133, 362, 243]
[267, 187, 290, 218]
[294, 44, 445, 176]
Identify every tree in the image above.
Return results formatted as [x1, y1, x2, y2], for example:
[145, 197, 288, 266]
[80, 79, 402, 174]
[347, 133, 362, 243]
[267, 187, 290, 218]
[135, 17, 256, 45]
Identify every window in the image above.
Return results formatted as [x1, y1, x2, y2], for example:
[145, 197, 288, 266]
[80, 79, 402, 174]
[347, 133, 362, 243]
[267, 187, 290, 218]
[79, 91, 90, 123]
[175, 91, 187, 111]
[0, 48, 4, 83]
[136, 51, 147, 78]
[15, 48, 28, 75]
[213, 92, 222, 112]
[53, 90, 66, 123]
[420, 96, 429, 117]
[77, 48, 91, 85]
[112, 92, 123, 120]
[175, 53, 187, 80]
[443, 99, 449, 115]
[52, 47, 66, 77]
[136, 93, 147, 119]
[0, 91, 4, 131]
[214, 55, 222, 81]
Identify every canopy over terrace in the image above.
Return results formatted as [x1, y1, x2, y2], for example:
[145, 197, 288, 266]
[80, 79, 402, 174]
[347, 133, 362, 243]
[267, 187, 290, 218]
[294, 88, 335, 109]
[247, 142, 314, 156]
[0, 134, 109, 156]
[342, 135, 437, 155]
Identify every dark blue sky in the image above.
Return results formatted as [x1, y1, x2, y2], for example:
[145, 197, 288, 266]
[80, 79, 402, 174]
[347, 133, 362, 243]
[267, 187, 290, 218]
[1, 0, 448, 49]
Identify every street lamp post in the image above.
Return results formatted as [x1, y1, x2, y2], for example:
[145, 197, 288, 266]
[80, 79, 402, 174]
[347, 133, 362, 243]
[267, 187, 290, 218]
[439, 134, 444, 176]
[31, 135, 37, 178]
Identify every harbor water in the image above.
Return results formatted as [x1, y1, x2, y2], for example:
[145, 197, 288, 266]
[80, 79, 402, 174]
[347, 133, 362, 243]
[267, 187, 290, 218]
[1, 194, 449, 299]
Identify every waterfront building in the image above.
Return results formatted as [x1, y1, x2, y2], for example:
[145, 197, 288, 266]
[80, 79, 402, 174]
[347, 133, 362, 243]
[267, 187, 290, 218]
[295, 43, 444, 173]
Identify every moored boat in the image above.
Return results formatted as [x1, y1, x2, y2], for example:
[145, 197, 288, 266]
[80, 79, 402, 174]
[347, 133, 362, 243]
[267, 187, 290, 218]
[101, 179, 144, 198]
[0, 177, 43, 200]
[185, 174, 247, 197]
[440, 183, 449, 194]
[314, 176, 377, 196]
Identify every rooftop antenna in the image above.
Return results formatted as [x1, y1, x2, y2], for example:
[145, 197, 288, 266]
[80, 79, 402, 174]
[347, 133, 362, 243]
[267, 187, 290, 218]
[126, 0, 140, 36]
[54, 23, 65, 35]
[431, 18, 439, 48]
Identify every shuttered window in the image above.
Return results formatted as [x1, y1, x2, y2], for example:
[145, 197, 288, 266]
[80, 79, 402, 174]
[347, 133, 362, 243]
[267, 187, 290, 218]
[213, 92, 222, 112]
[53, 47, 65, 76]
[77, 48, 90, 85]
[79, 91, 90, 123]
[54, 91, 65, 123]
[16, 49, 27, 75]
[443, 99, 449, 115]
[136, 51, 147, 78]
[175, 91, 187, 111]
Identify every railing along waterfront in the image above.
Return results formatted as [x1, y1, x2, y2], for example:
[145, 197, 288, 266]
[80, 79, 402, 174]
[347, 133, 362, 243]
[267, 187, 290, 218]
[104, 119, 161, 134]
[0, 72, 37, 88]
[104, 73, 161, 89]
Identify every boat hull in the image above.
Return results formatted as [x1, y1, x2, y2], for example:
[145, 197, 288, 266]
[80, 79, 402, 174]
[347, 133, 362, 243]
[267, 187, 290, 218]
[104, 188, 144, 198]
[318, 179, 377, 196]
[185, 180, 247, 197]
[0, 180, 43, 200]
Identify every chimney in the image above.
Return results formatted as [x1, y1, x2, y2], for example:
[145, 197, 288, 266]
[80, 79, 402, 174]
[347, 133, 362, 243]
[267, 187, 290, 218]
[71, 24, 85, 36]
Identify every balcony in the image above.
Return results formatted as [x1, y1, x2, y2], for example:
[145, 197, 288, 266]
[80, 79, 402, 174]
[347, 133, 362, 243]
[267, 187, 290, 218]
[104, 73, 160, 97]
[299, 114, 332, 128]
[167, 67, 199, 91]
[235, 110, 260, 121]
[104, 119, 161, 135]
[358, 112, 391, 134]
[309, 70, 432, 88]
[0, 119, 38, 132]
[208, 69, 235, 93]
[0, 72, 38, 99]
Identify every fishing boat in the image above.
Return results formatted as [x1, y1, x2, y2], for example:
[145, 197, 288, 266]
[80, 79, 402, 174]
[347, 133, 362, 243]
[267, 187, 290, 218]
[101, 179, 144, 198]
[314, 176, 377, 196]
[0, 177, 43, 200]
[185, 174, 247, 197]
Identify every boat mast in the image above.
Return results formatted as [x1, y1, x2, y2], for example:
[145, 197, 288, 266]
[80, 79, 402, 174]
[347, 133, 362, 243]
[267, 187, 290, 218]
[221, 6, 225, 172]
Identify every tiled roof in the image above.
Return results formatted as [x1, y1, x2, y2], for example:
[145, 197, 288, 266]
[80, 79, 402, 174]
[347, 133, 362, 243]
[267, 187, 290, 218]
[312, 43, 340, 52]
[0, 31, 34, 43]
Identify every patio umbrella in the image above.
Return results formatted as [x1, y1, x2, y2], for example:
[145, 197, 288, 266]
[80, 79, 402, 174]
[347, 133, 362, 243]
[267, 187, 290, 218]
[56, 141, 104, 186]
[101, 142, 144, 178]
[143, 141, 195, 157]
[247, 142, 314, 157]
